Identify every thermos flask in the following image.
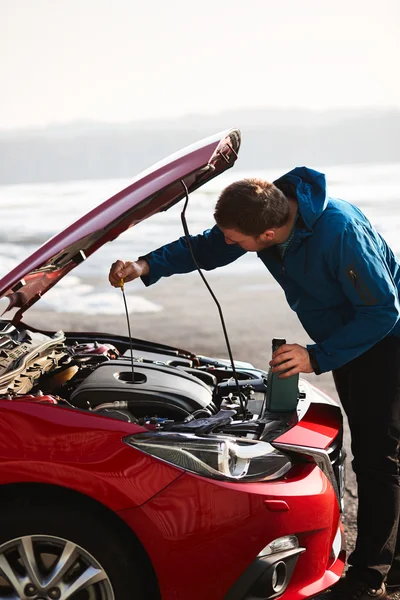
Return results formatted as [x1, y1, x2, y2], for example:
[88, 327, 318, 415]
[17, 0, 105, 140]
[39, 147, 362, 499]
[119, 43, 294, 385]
[266, 338, 299, 412]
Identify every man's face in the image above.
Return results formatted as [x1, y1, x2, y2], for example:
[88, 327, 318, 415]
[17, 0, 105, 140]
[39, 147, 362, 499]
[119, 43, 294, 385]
[220, 227, 275, 251]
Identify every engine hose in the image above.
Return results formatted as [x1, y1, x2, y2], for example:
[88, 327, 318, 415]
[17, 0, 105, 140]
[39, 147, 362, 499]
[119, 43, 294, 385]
[179, 179, 247, 419]
[192, 408, 213, 418]
[92, 401, 129, 412]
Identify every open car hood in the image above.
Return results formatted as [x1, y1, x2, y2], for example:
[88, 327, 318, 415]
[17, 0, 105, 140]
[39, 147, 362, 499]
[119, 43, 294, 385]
[0, 129, 240, 321]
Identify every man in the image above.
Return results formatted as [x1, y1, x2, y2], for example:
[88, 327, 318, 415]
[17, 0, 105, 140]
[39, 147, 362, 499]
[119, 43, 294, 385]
[109, 167, 400, 599]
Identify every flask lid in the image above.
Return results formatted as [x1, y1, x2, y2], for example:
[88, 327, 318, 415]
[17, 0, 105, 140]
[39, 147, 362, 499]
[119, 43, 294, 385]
[272, 338, 286, 353]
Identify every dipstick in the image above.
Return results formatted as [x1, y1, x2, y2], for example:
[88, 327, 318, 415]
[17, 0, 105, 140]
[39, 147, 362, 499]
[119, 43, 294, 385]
[119, 279, 135, 382]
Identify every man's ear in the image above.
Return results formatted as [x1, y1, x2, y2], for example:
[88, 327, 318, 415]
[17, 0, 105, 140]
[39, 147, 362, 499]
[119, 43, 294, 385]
[259, 229, 276, 243]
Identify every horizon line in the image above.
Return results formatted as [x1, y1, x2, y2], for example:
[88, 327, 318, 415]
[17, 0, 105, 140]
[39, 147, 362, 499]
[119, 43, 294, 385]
[1, 105, 399, 135]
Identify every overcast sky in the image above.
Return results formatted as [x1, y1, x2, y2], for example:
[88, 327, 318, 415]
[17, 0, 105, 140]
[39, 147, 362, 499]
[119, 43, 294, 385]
[1, 0, 399, 130]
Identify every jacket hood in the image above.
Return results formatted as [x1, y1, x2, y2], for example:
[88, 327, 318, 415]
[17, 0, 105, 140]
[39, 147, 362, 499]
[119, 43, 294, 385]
[273, 166, 328, 230]
[0, 129, 240, 321]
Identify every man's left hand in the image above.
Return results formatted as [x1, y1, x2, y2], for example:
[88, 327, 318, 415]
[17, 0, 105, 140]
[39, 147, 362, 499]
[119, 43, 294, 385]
[269, 344, 314, 378]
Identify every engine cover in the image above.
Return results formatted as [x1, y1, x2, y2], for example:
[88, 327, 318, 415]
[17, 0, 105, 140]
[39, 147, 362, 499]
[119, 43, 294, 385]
[70, 360, 214, 418]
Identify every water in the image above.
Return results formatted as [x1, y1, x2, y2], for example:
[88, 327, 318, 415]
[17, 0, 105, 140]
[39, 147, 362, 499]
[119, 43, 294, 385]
[0, 163, 399, 314]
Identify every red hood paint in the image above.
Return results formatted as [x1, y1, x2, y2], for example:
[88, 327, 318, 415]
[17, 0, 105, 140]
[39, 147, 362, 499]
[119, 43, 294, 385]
[0, 129, 240, 321]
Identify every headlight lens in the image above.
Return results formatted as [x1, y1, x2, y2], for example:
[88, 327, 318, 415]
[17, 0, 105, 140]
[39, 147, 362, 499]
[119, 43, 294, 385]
[124, 432, 292, 482]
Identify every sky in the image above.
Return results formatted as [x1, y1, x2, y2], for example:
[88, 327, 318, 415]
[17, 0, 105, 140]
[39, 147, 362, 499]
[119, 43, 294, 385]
[1, 0, 400, 130]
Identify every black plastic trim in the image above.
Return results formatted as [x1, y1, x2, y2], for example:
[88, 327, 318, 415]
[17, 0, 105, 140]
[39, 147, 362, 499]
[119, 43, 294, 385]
[224, 547, 304, 600]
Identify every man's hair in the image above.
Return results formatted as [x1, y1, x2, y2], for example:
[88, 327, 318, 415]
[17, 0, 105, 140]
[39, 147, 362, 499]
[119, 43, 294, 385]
[214, 178, 290, 236]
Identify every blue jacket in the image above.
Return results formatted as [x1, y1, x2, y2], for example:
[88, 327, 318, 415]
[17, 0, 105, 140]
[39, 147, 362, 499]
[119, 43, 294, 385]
[142, 167, 400, 374]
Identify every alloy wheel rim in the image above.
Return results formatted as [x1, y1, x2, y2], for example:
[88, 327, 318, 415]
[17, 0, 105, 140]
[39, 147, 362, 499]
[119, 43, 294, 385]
[0, 534, 115, 599]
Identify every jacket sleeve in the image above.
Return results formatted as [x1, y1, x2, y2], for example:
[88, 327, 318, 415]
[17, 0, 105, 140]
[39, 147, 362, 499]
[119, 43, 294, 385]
[307, 223, 400, 373]
[140, 225, 247, 286]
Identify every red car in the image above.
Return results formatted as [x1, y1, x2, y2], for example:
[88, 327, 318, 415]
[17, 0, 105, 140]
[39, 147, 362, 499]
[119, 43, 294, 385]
[0, 129, 345, 600]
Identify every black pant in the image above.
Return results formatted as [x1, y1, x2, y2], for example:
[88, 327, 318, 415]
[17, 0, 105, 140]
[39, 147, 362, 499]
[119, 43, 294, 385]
[333, 335, 400, 588]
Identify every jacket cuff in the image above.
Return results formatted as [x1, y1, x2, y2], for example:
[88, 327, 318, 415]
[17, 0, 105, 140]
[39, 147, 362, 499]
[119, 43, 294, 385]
[307, 345, 322, 375]
[138, 254, 158, 287]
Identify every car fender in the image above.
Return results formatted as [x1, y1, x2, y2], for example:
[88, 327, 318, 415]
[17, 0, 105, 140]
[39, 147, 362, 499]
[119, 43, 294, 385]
[0, 400, 183, 511]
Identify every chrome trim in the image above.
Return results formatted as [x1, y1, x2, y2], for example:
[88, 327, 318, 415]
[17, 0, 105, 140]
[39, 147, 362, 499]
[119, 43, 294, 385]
[337, 454, 346, 512]
[331, 524, 343, 560]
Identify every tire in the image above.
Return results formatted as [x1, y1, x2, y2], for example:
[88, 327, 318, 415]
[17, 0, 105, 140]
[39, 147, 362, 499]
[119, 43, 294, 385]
[0, 499, 157, 600]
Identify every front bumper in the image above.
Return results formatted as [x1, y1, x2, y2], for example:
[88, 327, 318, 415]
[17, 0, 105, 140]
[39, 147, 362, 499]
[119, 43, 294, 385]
[118, 462, 345, 600]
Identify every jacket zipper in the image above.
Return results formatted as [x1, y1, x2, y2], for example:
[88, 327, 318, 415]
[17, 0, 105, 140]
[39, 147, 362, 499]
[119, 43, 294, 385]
[268, 225, 307, 285]
[346, 266, 376, 306]
[274, 248, 286, 285]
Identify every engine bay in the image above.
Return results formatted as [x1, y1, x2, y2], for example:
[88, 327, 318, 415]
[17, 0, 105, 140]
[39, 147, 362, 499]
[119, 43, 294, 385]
[0, 320, 298, 441]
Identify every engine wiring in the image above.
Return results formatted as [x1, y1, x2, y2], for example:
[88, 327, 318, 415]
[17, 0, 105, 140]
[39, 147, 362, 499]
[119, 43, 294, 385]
[179, 179, 247, 419]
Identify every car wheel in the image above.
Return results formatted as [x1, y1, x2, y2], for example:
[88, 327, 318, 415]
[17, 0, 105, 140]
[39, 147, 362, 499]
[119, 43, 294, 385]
[0, 501, 155, 600]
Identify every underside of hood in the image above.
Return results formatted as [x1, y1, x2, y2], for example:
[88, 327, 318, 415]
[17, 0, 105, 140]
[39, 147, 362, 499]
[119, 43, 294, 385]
[0, 129, 240, 321]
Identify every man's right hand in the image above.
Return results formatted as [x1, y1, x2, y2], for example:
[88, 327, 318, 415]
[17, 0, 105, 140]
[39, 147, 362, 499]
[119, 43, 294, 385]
[108, 259, 150, 287]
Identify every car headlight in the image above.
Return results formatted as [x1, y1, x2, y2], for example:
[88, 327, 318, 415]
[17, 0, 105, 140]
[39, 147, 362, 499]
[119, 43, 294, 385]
[124, 432, 292, 482]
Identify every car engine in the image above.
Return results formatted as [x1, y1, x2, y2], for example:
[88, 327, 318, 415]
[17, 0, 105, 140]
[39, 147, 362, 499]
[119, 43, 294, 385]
[0, 320, 294, 440]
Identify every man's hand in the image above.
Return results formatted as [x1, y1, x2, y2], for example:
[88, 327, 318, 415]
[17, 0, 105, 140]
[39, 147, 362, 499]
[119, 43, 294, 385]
[269, 343, 314, 378]
[108, 259, 150, 287]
